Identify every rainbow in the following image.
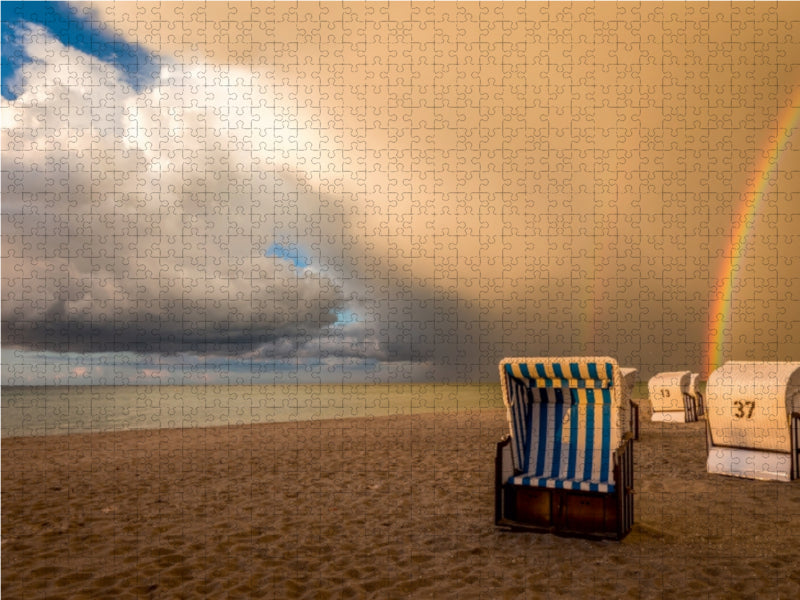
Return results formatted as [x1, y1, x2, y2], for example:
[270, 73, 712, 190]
[705, 90, 800, 375]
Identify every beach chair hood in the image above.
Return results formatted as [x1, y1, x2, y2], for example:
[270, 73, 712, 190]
[499, 357, 625, 473]
[648, 371, 691, 412]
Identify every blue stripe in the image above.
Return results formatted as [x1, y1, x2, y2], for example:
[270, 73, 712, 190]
[516, 381, 529, 470]
[570, 363, 582, 379]
[553, 363, 566, 379]
[551, 399, 564, 478]
[535, 363, 547, 378]
[509, 392, 520, 463]
[605, 362, 614, 381]
[519, 363, 532, 379]
[522, 386, 534, 473]
[588, 363, 599, 380]
[583, 389, 596, 481]
[599, 388, 611, 482]
[535, 393, 548, 476]
[566, 390, 579, 479]
[551, 387, 565, 478]
[554, 386, 565, 405]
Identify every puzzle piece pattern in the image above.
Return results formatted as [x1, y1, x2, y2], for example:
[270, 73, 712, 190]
[2, 2, 799, 400]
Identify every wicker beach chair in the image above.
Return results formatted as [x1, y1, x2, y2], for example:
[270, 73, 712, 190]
[648, 371, 697, 422]
[705, 361, 800, 482]
[495, 357, 635, 539]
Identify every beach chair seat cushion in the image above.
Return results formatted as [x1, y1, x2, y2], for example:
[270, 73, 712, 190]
[508, 474, 614, 493]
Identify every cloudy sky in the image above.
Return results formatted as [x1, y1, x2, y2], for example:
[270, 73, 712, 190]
[2, 1, 799, 385]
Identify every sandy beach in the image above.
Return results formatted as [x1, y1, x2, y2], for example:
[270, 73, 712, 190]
[3, 403, 800, 599]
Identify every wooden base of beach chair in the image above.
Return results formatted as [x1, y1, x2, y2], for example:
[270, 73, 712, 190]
[500, 486, 620, 538]
[495, 436, 634, 540]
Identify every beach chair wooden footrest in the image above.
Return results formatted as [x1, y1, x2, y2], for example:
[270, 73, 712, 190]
[502, 485, 620, 537]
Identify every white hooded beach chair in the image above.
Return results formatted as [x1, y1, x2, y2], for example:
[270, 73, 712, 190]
[648, 371, 697, 422]
[705, 361, 800, 482]
[495, 357, 635, 539]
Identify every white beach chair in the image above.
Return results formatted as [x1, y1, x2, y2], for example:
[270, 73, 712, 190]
[648, 371, 697, 422]
[495, 357, 635, 539]
[705, 361, 800, 482]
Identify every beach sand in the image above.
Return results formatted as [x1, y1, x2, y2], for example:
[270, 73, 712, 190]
[3, 402, 800, 599]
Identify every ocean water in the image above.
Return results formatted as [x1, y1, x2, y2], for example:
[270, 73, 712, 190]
[1, 383, 503, 438]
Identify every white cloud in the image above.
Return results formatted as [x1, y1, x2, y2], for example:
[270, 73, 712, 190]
[2, 24, 348, 356]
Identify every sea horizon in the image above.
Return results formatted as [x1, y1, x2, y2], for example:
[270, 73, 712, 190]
[1, 382, 502, 438]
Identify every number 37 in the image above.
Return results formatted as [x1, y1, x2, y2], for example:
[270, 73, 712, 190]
[733, 400, 755, 419]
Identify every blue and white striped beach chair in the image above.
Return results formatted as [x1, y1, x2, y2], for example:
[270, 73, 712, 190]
[495, 357, 635, 539]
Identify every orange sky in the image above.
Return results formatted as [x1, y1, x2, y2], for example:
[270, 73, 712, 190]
[3, 2, 799, 383]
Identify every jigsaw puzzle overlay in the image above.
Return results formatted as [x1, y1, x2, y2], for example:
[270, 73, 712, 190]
[2, 2, 800, 598]
[3, 1, 799, 386]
